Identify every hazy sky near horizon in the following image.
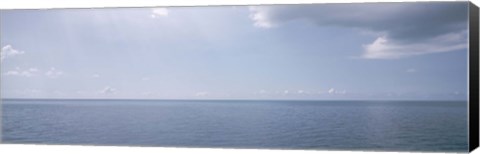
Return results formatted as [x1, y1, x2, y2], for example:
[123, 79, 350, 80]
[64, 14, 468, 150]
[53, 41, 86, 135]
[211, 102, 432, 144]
[0, 2, 469, 100]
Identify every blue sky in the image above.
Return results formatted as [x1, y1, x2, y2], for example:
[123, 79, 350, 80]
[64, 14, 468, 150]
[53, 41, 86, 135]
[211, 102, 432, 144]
[0, 2, 469, 100]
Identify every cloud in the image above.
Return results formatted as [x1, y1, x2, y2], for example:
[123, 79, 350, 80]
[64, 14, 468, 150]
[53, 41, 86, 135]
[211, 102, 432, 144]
[257, 89, 267, 94]
[91, 74, 100, 78]
[5, 71, 20, 76]
[45, 67, 64, 78]
[328, 88, 335, 94]
[15, 89, 42, 96]
[361, 31, 467, 59]
[141, 77, 150, 81]
[297, 90, 304, 94]
[1, 45, 25, 61]
[249, 7, 274, 28]
[328, 88, 347, 95]
[100, 86, 117, 95]
[4, 67, 40, 77]
[337, 90, 347, 95]
[150, 8, 169, 18]
[4, 67, 65, 78]
[195, 91, 209, 97]
[249, 3, 468, 59]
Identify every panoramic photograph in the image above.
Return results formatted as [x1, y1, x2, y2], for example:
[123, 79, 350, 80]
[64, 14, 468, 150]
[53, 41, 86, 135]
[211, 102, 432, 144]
[1, 2, 470, 152]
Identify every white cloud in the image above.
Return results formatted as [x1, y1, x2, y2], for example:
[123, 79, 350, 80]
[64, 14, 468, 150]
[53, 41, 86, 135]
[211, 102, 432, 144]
[328, 88, 335, 94]
[4, 67, 65, 78]
[91, 74, 100, 78]
[141, 77, 150, 81]
[150, 8, 169, 18]
[297, 90, 304, 94]
[337, 90, 347, 95]
[1, 45, 25, 61]
[100, 86, 117, 95]
[327, 88, 347, 95]
[5, 71, 19, 76]
[45, 67, 64, 78]
[20, 71, 34, 77]
[12, 89, 43, 97]
[195, 91, 209, 97]
[361, 32, 467, 59]
[249, 6, 274, 28]
[4, 67, 40, 77]
[29, 68, 39, 72]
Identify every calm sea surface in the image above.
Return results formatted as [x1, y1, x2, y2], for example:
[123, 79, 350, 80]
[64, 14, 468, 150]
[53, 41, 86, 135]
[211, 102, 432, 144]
[1, 100, 468, 152]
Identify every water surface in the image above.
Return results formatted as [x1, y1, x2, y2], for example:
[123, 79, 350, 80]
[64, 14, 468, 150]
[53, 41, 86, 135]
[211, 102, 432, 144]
[1, 99, 468, 152]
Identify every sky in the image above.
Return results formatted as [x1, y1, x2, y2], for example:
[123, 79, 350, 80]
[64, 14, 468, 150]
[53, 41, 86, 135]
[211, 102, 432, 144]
[0, 2, 470, 100]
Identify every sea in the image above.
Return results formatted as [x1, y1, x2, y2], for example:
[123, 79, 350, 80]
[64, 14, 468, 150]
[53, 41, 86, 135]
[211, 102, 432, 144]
[1, 99, 469, 152]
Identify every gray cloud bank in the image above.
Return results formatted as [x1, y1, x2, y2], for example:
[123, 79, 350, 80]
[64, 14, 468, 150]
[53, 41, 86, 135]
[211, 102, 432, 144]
[249, 2, 468, 59]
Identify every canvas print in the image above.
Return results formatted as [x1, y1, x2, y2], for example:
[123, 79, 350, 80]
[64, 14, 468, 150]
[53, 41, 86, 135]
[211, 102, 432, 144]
[0, 2, 473, 152]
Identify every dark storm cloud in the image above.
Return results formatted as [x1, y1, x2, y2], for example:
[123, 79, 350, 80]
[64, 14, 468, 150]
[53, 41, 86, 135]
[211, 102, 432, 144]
[249, 2, 469, 59]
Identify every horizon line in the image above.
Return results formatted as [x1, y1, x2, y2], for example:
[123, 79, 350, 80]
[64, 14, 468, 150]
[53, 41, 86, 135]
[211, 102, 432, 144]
[0, 98, 468, 102]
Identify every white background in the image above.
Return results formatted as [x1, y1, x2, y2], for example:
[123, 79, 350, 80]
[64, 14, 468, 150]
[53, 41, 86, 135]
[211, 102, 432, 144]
[0, 0, 479, 154]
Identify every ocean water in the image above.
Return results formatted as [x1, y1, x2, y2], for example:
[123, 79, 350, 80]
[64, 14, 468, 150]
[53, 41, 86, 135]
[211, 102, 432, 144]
[1, 99, 468, 152]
